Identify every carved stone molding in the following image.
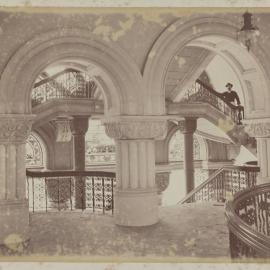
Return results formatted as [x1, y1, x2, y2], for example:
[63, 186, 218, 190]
[178, 118, 197, 134]
[104, 118, 168, 140]
[155, 172, 170, 194]
[0, 114, 35, 143]
[244, 120, 270, 138]
[52, 118, 72, 142]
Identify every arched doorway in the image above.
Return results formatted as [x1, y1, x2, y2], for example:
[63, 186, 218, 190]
[143, 16, 270, 119]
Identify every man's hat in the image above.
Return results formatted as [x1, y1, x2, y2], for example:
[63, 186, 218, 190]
[226, 82, 233, 87]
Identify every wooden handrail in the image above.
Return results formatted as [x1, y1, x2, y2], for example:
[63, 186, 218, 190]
[34, 68, 79, 88]
[195, 79, 244, 111]
[225, 183, 270, 257]
[26, 169, 115, 178]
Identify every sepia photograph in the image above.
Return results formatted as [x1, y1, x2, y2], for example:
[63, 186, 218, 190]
[0, 0, 270, 269]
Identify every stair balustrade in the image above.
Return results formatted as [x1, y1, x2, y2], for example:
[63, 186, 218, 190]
[225, 183, 270, 258]
[178, 165, 259, 204]
[31, 68, 97, 107]
[181, 79, 244, 125]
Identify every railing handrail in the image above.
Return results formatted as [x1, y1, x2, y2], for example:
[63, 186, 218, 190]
[34, 68, 79, 88]
[178, 165, 260, 204]
[195, 79, 244, 111]
[26, 169, 115, 178]
[225, 183, 270, 256]
[178, 167, 224, 204]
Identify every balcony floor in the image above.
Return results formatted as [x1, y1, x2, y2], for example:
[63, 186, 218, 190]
[18, 202, 230, 261]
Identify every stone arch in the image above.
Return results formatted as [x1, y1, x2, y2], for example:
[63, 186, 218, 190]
[26, 131, 48, 169]
[0, 28, 144, 116]
[143, 16, 270, 118]
[165, 122, 208, 162]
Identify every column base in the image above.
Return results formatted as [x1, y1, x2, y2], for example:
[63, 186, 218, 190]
[0, 199, 30, 253]
[114, 188, 159, 226]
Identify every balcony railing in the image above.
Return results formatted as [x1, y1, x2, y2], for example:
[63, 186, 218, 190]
[181, 79, 244, 125]
[225, 183, 270, 258]
[178, 165, 259, 204]
[26, 170, 116, 214]
[31, 68, 97, 107]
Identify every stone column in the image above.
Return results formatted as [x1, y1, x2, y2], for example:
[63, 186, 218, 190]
[179, 118, 197, 194]
[245, 119, 270, 184]
[104, 117, 167, 226]
[0, 114, 34, 249]
[70, 116, 89, 209]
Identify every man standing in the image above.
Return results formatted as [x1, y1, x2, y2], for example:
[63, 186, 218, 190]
[221, 82, 243, 125]
[221, 82, 241, 106]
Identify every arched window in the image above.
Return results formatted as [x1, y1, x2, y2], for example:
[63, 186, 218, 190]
[85, 120, 116, 165]
[26, 133, 46, 169]
[169, 130, 201, 161]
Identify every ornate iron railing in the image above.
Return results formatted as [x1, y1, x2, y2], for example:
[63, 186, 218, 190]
[26, 170, 116, 214]
[178, 165, 259, 204]
[225, 183, 270, 258]
[31, 68, 97, 107]
[181, 79, 244, 125]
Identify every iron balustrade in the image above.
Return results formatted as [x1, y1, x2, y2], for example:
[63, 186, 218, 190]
[26, 170, 116, 214]
[31, 68, 97, 107]
[225, 183, 270, 258]
[181, 79, 244, 125]
[178, 165, 259, 204]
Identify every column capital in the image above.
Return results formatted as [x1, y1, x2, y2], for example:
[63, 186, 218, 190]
[244, 118, 270, 138]
[103, 116, 168, 140]
[178, 118, 197, 134]
[0, 114, 35, 143]
[70, 115, 89, 136]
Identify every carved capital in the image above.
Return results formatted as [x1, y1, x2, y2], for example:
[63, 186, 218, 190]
[0, 114, 35, 143]
[244, 119, 270, 138]
[70, 116, 89, 136]
[178, 118, 197, 134]
[104, 117, 168, 140]
[155, 172, 170, 194]
[52, 117, 72, 142]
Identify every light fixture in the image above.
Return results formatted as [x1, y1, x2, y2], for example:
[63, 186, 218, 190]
[237, 11, 260, 51]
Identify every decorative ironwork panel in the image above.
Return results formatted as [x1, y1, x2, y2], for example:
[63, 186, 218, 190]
[31, 69, 98, 107]
[26, 171, 116, 215]
[180, 79, 244, 125]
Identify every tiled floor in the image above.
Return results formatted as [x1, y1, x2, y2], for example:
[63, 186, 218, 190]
[23, 202, 229, 261]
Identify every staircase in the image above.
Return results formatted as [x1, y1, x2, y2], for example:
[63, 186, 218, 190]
[31, 68, 98, 107]
[181, 79, 244, 126]
[178, 165, 260, 204]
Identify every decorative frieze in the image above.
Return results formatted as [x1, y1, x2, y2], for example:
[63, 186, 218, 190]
[244, 120, 270, 138]
[0, 115, 35, 143]
[104, 118, 168, 140]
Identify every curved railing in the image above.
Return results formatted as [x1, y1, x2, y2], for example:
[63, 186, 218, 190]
[31, 68, 98, 107]
[178, 165, 259, 204]
[225, 183, 270, 258]
[26, 170, 116, 214]
[181, 79, 244, 125]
